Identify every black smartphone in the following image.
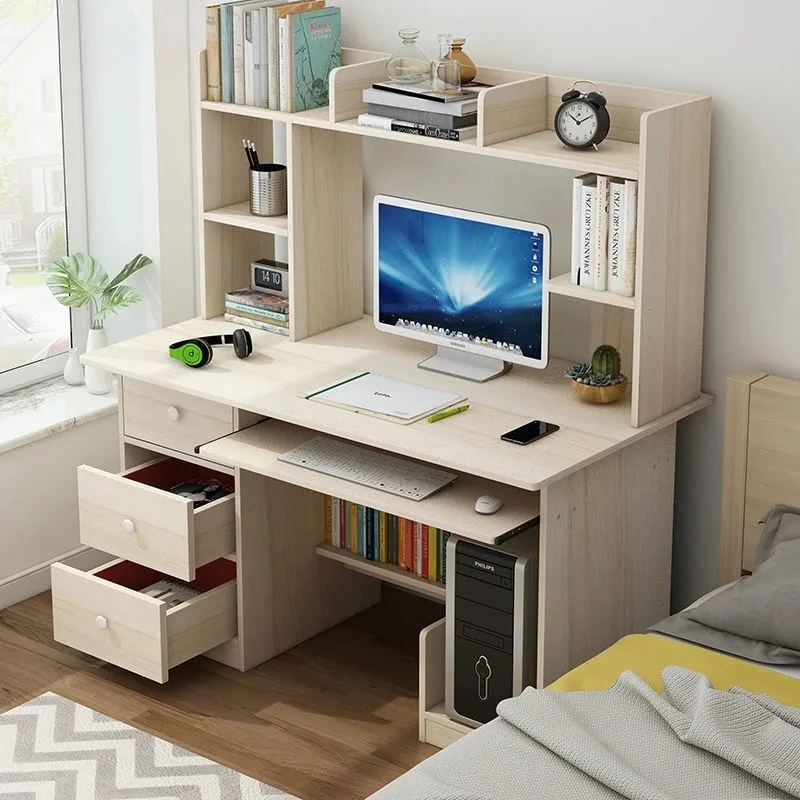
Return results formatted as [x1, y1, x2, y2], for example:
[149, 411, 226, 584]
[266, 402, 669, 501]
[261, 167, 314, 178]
[500, 420, 560, 446]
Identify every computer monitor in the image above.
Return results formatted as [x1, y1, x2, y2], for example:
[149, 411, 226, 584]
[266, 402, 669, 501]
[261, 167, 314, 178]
[373, 195, 550, 382]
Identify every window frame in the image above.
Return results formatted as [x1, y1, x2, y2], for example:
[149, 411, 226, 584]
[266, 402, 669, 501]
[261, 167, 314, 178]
[0, 0, 89, 395]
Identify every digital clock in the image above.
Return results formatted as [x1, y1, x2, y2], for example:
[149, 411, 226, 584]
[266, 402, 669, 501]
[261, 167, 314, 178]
[250, 258, 289, 298]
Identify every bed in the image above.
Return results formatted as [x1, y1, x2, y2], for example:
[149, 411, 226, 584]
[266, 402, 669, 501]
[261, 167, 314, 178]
[368, 372, 800, 799]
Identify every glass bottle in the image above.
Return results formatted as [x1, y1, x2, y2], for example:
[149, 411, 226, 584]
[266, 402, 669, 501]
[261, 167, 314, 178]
[386, 28, 430, 85]
[430, 34, 461, 93]
[449, 38, 476, 84]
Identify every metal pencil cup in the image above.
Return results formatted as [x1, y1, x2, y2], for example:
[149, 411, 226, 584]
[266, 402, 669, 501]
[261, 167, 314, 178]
[249, 164, 287, 217]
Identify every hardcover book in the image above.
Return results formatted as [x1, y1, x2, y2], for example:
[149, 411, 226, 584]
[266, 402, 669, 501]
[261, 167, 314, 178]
[290, 6, 341, 112]
[358, 113, 477, 142]
[226, 288, 290, 312]
[220, 4, 234, 102]
[371, 79, 484, 104]
[363, 86, 477, 117]
[594, 175, 610, 291]
[571, 174, 594, 284]
[580, 179, 598, 288]
[224, 313, 289, 336]
[607, 180, 625, 294]
[621, 179, 638, 297]
[205, 6, 222, 102]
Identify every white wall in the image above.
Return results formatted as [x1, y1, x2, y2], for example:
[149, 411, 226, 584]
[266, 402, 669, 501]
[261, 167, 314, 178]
[190, 1, 800, 608]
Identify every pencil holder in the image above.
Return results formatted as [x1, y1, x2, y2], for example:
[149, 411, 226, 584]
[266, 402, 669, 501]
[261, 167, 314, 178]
[249, 164, 287, 217]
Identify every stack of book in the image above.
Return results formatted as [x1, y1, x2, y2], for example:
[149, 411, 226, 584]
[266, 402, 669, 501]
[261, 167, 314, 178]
[570, 173, 638, 298]
[206, 1, 341, 113]
[357, 80, 482, 142]
[325, 497, 451, 585]
[224, 288, 290, 336]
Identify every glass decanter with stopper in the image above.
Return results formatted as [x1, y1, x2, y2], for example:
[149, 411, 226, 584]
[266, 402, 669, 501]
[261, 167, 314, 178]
[430, 33, 461, 92]
[386, 28, 430, 84]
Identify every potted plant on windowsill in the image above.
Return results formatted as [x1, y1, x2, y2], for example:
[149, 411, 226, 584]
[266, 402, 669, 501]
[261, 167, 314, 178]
[565, 344, 628, 404]
[45, 252, 152, 394]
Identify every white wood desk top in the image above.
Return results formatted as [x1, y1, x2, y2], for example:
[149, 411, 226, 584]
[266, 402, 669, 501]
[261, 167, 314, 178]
[84, 316, 712, 491]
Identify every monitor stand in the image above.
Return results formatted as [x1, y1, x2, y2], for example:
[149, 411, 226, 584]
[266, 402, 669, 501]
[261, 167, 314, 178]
[418, 346, 511, 383]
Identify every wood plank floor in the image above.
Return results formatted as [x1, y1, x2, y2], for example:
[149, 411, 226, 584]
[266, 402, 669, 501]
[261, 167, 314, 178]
[0, 587, 443, 799]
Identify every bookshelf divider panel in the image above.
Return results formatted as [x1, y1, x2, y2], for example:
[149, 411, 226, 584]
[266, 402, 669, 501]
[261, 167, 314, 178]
[477, 76, 547, 147]
[632, 98, 712, 426]
[329, 55, 389, 123]
[287, 124, 364, 342]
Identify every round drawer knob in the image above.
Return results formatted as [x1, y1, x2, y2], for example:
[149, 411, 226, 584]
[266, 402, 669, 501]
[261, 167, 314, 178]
[121, 518, 136, 535]
[95, 615, 108, 630]
[167, 406, 181, 422]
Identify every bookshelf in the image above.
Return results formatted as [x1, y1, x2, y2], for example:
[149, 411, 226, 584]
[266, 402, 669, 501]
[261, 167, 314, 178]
[197, 47, 711, 428]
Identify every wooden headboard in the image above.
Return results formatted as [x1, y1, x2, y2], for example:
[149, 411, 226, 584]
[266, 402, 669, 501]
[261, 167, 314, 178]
[719, 372, 800, 582]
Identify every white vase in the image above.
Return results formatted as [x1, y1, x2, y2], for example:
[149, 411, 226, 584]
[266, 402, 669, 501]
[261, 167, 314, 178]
[84, 327, 112, 395]
[63, 347, 84, 386]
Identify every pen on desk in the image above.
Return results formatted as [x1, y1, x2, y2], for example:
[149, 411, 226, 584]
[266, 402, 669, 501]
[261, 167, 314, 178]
[243, 138, 254, 168]
[428, 404, 470, 423]
[249, 140, 260, 167]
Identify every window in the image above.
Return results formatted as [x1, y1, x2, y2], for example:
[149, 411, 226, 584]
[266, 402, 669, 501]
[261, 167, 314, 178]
[0, 0, 86, 393]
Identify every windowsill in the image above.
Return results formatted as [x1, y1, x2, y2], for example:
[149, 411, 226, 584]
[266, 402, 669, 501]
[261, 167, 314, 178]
[0, 378, 118, 456]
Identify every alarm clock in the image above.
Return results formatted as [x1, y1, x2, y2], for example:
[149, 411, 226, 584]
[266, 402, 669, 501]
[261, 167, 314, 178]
[553, 81, 610, 150]
[250, 258, 289, 298]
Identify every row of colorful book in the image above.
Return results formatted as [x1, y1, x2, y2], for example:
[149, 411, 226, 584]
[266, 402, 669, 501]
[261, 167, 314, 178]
[224, 288, 289, 336]
[570, 173, 638, 298]
[324, 497, 451, 585]
[357, 80, 483, 143]
[205, 1, 341, 113]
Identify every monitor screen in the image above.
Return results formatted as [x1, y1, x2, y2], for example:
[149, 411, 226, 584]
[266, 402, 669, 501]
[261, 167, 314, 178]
[374, 197, 549, 366]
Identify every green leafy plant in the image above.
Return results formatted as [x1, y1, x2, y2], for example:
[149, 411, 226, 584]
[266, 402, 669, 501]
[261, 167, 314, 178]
[45, 252, 152, 330]
[565, 345, 627, 387]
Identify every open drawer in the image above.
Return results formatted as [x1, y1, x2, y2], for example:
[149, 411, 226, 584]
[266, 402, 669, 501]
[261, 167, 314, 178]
[51, 557, 237, 683]
[78, 458, 236, 582]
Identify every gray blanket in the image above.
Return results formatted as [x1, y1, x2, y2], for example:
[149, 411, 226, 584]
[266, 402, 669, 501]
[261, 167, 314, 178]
[369, 668, 800, 799]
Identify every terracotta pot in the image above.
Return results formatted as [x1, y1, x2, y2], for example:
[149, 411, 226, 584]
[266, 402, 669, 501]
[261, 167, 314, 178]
[571, 378, 628, 405]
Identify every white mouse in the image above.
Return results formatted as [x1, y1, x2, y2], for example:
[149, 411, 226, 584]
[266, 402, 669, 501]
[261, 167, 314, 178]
[474, 494, 504, 515]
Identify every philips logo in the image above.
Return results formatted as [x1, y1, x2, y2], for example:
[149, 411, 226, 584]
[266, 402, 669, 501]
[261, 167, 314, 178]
[374, 392, 391, 398]
[450, 341, 467, 349]
[473, 560, 495, 572]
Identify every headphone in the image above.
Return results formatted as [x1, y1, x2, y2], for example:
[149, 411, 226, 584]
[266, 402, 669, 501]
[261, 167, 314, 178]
[169, 329, 253, 368]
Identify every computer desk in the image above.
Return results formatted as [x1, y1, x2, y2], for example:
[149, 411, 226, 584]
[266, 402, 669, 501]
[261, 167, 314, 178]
[72, 314, 710, 741]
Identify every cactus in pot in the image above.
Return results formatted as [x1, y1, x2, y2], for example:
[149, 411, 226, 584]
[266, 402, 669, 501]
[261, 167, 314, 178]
[565, 345, 628, 404]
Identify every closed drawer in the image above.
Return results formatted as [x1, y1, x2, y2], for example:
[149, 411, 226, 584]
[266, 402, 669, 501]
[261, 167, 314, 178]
[51, 558, 237, 683]
[122, 379, 233, 456]
[78, 457, 236, 582]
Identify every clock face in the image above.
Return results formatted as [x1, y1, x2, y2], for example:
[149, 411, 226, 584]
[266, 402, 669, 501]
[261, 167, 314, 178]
[556, 100, 599, 147]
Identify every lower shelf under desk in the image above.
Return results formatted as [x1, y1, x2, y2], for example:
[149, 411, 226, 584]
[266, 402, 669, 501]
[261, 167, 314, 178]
[201, 419, 541, 547]
[316, 544, 445, 602]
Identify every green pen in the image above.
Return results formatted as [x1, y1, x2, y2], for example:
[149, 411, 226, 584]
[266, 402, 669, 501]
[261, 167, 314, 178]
[428, 404, 470, 423]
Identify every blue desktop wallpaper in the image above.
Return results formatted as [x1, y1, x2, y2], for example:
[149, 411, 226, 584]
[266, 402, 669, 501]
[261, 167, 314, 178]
[377, 203, 546, 360]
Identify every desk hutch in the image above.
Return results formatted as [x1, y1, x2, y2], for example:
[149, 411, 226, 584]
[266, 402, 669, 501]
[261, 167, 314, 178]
[52, 47, 712, 749]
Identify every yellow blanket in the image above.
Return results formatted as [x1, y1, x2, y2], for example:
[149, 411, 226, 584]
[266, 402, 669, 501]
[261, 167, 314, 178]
[549, 634, 800, 708]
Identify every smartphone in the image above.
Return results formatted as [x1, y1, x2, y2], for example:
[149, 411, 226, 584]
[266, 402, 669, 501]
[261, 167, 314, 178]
[500, 420, 560, 446]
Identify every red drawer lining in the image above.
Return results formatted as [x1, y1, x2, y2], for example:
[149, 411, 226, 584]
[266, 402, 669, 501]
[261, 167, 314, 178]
[126, 458, 235, 494]
[94, 558, 237, 593]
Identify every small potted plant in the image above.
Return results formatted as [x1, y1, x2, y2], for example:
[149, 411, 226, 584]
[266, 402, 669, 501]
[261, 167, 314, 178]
[565, 344, 628, 404]
[45, 252, 152, 394]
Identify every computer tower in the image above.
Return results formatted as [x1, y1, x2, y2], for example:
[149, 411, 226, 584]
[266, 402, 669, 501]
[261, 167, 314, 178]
[444, 527, 539, 727]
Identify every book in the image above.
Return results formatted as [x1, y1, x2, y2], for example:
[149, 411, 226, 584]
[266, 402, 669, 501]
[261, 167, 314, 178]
[205, 6, 222, 102]
[324, 495, 332, 544]
[357, 504, 365, 558]
[428, 527, 438, 582]
[244, 10, 256, 106]
[289, 6, 341, 112]
[224, 313, 290, 336]
[225, 302, 289, 323]
[339, 498, 346, 549]
[621, 179, 638, 297]
[232, 5, 245, 104]
[371, 79, 482, 105]
[226, 288, 289, 312]
[267, 1, 326, 111]
[259, 7, 269, 107]
[594, 175, 610, 291]
[278, 16, 291, 111]
[379, 511, 387, 563]
[580, 179, 598, 288]
[421, 524, 429, 579]
[570, 174, 594, 284]
[252, 10, 262, 107]
[607, 180, 625, 294]
[349, 502, 358, 555]
[220, 4, 234, 103]
[389, 515, 397, 565]
[358, 113, 477, 142]
[414, 522, 423, 577]
[363, 86, 477, 117]
[365, 104, 478, 129]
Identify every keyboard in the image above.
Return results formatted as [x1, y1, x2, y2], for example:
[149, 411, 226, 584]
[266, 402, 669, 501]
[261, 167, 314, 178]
[278, 436, 458, 501]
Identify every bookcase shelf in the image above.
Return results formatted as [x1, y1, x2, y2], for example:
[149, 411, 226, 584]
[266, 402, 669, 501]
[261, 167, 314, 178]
[203, 202, 289, 236]
[547, 273, 636, 309]
[315, 544, 445, 602]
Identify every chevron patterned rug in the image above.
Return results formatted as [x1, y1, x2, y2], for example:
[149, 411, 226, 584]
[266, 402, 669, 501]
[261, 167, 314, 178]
[0, 692, 295, 798]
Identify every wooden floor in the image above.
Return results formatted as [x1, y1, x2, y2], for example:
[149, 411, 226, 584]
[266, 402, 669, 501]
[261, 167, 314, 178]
[0, 587, 443, 799]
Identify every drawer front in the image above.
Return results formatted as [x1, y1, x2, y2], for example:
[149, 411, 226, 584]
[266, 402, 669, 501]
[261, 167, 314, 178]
[122, 378, 233, 456]
[51, 562, 168, 682]
[77, 464, 235, 581]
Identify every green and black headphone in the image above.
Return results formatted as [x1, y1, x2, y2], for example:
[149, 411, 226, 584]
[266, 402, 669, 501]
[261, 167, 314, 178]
[169, 329, 253, 368]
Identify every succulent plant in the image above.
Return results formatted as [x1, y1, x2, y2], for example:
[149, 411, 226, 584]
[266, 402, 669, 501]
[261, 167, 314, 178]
[566, 345, 627, 388]
[591, 345, 621, 379]
[564, 362, 592, 380]
[590, 372, 614, 386]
